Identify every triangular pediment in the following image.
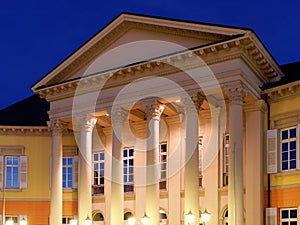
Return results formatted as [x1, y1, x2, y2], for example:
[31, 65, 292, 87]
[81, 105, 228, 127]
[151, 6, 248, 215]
[32, 13, 249, 91]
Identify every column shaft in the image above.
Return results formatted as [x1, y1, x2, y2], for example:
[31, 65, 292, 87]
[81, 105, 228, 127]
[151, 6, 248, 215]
[184, 93, 202, 224]
[48, 120, 65, 225]
[144, 102, 164, 225]
[110, 108, 127, 225]
[245, 101, 266, 225]
[226, 84, 246, 225]
[77, 115, 97, 225]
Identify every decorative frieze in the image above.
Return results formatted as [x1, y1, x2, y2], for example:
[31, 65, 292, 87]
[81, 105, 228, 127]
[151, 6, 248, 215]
[0, 126, 51, 136]
[47, 120, 69, 136]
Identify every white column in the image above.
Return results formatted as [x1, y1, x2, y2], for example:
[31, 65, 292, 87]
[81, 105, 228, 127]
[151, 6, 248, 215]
[183, 93, 203, 224]
[77, 114, 97, 225]
[245, 100, 266, 225]
[225, 83, 247, 225]
[110, 108, 127, 225]
[143, 101, 164, 225]
[48, 120, 67, 225]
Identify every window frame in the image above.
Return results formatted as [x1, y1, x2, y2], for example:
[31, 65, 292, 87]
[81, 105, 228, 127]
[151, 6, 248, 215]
[62, 157, 73, 189]
[159, 142, 167, 190]
[280, 208, 298, 225]
[5, 156, 20, 189]
[223, 134, 229, 186]
[280, 126, 297, 172]
[123, 147, 134, 192]
[93, 151, 105, 195]
[0, 146, 27, 190]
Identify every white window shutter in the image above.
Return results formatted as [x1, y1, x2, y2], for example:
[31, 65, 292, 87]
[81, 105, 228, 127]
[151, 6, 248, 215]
[72, 155, 78, 189]
[266, 208, 277, 225]
[0, 156, 3, 189]
[267, 129, 278, 174]
[20, 156, 28, 189]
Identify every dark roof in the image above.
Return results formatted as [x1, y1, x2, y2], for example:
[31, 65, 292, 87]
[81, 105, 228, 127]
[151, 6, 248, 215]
[0, 95, 49, 126]
[262, 61, 300, 90]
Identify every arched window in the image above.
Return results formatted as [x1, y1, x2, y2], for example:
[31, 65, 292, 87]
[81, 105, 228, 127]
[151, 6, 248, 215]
[160, 209, 168, 225]
[124, 212, 134, 225]
[93, 212, 104, 225]
[223, 209, 228, 225]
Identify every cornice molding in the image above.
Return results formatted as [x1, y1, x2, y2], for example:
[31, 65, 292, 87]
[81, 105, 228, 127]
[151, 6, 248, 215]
[262, 80, 300, 103]
[34, 34, 282, 103]
[0, 126, 51, 136]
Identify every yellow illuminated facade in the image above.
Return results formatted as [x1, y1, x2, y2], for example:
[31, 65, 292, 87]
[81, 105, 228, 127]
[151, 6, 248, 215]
[0, 13, 298, 225]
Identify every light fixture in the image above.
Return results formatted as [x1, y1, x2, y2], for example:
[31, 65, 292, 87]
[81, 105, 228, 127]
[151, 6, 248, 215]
[5, 217, 14, 225]
[185, 210, 195, 225]
[201, 208, 211, 224]
[70, 218, 78, 225]
[20, 217, 27, 225]
[128, 216, 136, 225]
[141, 212, 150, 225]
[84, 215, 92, 225]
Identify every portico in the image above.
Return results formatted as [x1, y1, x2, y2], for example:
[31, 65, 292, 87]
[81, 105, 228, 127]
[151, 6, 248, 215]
[32, 13, 282, 225]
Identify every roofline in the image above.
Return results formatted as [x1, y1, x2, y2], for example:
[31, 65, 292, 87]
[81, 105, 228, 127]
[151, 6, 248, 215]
[32, 12, 250, 91]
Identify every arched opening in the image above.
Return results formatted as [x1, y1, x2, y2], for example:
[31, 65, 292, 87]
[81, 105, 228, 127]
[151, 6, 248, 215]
[160, 209, 168, 225]
[124, 212, 134, 225]
[93, 212, 104, 225]
[223, 209, 228, 225]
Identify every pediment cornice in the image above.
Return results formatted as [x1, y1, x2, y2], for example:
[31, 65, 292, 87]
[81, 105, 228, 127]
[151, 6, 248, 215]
[34, 34, 284, 102]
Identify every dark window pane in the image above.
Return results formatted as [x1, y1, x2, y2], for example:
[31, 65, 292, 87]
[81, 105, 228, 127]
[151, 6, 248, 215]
[290, 150, 296, 159]
[290, 209, 297, 218]
[100, 153, 104, 160]
[282, 152, 288, 161]
[123, 150, 127, 157]
[129, 149, 134, 156]
[282, 130, 288, 140]
[68, 158, 72, 165]
[290, 160, 296, 169]
[290, 141, 296, 150]
[282, 143, 288, 151]
[281, 210, 288, 218]
[94, 154, 98, 161]
[282, 222, 288, 225]
[63, 158, 66, 165]
[282, 162, 288, 170]
[290, 128, 296, 138]
[290, 222, 297, 225]
[129, 159, 133, 166]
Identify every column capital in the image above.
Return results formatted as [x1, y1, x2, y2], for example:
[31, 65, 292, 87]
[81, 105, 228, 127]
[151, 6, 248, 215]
[110, 107, 128, 126]
[75, 114, 97, 133]
[182, 92, 205, 112]
[142, 101, 165, 121]
[47, 119, 68, 136]
[224, 83, 247, 105]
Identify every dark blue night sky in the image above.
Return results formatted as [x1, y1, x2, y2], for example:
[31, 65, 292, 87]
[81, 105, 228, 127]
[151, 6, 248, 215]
[1, 0, 300, 109]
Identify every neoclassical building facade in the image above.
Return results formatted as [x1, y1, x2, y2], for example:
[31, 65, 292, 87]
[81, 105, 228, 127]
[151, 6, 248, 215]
[0, 13, 299, 225]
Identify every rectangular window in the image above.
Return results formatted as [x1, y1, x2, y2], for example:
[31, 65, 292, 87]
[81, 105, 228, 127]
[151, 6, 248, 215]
[159, 143, 167, 190]
[123, 148, 134, 192]
[281, 127, 297, 171]
[5, 156, 19, 188]
[62, 216, 75, 225]
[5, 216, 19, 225]
[280, 208, 298, 225]
[62, 157, 73, 188]
[93, 152, 105, 195]
[223, 134, 229, 186]
[0, 146, 28, 190]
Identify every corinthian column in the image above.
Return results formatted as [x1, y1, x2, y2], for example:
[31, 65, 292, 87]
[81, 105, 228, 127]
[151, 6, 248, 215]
[143, 100, 164, 225]
[183, 92, 204, 224]
[110, 108, 127, 225]
[76, 114, 97, 225]
[48, 119, 67, 225]
[225, 83, 247, 225]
